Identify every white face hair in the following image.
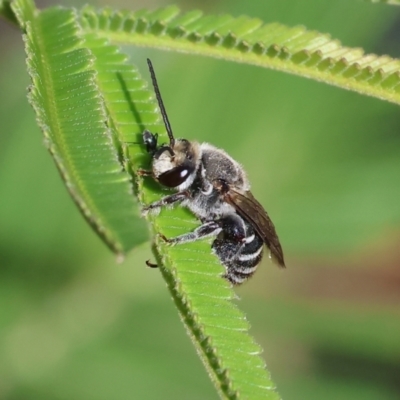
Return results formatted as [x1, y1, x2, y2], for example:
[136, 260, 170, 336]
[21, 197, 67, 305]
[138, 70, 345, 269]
[152, 149, 176, 178]
[152, 139, 202, 190]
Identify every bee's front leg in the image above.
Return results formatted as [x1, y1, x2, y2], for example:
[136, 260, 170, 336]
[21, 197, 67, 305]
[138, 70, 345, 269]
[142, 191, 189, 216]
[137, 168, 153, 177]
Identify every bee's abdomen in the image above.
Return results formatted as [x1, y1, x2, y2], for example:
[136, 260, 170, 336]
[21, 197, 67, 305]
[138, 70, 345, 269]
[225, 233, 264, 285]
[212, 216, 264, 285]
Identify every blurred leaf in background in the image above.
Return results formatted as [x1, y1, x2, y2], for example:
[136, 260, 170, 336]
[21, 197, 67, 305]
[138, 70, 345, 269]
[1, 0, 400, 399]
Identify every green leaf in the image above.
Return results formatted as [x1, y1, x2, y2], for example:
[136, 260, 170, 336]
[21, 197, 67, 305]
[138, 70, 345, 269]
[78, 6, 282, 399]
[6, 1, 281, 398]
[79, 5, 400, 106]
[88, 32, 282, 400]
[3, 1, 400, 399]
[17, 1, 400, 399]
[11, 0, 148, 255]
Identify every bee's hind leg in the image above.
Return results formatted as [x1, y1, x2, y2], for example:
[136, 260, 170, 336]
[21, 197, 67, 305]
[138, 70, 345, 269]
[160, 221, 222, 246]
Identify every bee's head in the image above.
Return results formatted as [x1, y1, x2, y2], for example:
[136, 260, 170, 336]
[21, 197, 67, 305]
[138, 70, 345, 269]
[143, 130, 199, 188]
[143, 59, 201, 189]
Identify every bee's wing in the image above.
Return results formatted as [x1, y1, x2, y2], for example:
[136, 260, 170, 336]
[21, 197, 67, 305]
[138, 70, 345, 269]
[224, 189, 285, 267]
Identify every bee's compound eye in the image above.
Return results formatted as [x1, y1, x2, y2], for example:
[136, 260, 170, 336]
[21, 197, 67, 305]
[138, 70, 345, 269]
[158, 165, 192, 187]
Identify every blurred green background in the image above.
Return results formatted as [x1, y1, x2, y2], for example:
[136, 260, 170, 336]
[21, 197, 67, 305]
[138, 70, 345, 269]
[1, 0, 400, 399]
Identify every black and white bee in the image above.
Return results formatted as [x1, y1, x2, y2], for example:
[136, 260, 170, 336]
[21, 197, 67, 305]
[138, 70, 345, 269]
[140, 59, 285, 284]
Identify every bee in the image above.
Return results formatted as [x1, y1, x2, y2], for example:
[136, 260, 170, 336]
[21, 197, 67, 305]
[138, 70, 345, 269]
[140, 59, 285, 284]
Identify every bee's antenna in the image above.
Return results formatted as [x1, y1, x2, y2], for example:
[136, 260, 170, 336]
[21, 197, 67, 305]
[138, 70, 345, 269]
[146, 58, 175, 147]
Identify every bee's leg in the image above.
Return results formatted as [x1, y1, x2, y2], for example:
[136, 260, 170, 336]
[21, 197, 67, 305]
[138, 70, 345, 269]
[142, 191, 189, 215]
[160, 221, 222, 245]
[137, 168, 153, 176]
[145, 260, 158, 268]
